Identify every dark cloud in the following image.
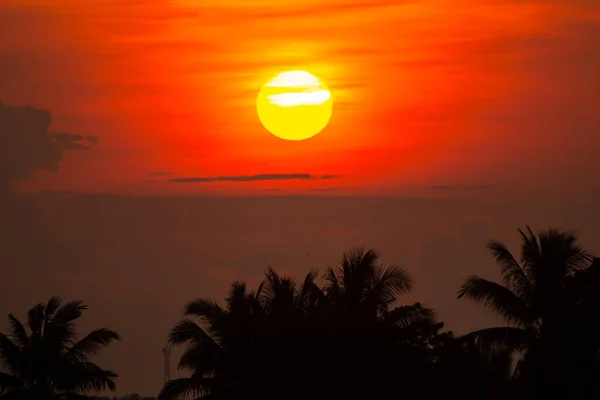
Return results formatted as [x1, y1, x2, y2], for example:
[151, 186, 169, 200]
[0, 102, 96, 186]
[0, 102, 60, 185]
[0, 102, 88, 316]
[169, 174, 340, 183]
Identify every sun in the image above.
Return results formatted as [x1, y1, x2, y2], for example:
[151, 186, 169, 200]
[256, 70, 333, 141]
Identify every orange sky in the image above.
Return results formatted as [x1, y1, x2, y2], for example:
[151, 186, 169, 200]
[2, 0, 599, 195]
[1, 1, 600, 394]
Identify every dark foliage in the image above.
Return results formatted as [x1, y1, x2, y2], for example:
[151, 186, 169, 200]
[0, 297, 120, 400]
[160, 248, 517, 400]
[458, 227, 600, 399]
[4, 228, 599, 400]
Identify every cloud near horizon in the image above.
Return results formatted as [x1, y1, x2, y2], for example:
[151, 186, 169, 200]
[0, 102, 96, 189]
[169, 174, 341, 183]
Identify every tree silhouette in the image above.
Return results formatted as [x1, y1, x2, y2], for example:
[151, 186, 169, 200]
[322, 247, 414, 318]
[159, 272, 322, 400]
[432, 331, 516, 400]
[0, 297, 120, 400]
[457, 226, 595, 398]
[159, 248, 442, 400]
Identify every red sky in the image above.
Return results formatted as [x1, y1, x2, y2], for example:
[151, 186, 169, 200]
[1, 0, 600, 396]
[2, 0, 599, 195]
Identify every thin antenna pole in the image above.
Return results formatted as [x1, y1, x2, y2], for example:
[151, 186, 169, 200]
[162, 345, 171, 384]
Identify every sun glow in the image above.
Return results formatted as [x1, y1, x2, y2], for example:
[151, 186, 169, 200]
[256, 70, 333, 141]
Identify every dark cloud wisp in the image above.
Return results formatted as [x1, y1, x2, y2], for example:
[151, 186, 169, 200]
[52, 133, 99, 150]
[169, 174, 340, 183]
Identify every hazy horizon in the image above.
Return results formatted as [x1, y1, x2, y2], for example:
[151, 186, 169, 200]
[3, 191, 600, 395]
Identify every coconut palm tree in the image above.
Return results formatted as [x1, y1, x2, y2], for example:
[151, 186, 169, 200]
[0, 297, 120, 400]
[160, 249, 439, 400]
[322, 247, 414, 320]
[457, 226, 595, 398]
[159, 270, 325, 400]
[310, 248, 438, 400]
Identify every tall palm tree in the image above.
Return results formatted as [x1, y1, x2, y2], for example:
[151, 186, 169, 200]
[318, 248, 437, 400]
[0, 297, 120, 400]
[457, 226, 595, 398]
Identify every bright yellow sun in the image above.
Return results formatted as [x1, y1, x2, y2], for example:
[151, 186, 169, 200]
[256, 70, 333, 141]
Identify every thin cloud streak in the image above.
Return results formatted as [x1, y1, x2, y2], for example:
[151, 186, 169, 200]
[169, 174, 341, 183]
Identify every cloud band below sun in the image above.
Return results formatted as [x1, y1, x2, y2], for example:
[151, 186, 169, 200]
[169, 174, 340, 183]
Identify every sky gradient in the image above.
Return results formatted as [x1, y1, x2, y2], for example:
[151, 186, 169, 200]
[2, 0, 599, 194]
[1, 0, 599, 396]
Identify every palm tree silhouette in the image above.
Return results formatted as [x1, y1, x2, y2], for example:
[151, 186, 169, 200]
[159, 269, 324, 400]
[0, 297, 120, 400]
[322, 247, 413, 317]
[457, 226, 595, 398]
[159, 248, 438, 400]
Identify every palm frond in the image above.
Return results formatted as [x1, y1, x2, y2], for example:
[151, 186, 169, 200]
[0, 334, 21, 375]
[53, 362, 118, 393]
[538, 229, 591, 274]
[341, 247, 379, 273]
[184, 299, 224, 320]
[178, 346, 220, 375]
[0, 371, 23, 394]
[518, 226, 541, 283]
[6, 316, 28, 348]
[158, 377, 215, 400]
[261, 268, 296, 305]
[457, 276, 534, 326]
[169, 319, 218, 348]
[64, 328, 121, 363]
[372, 265, 414, 305]
[487, 241, 533, 303]
[225, 282, 250, 314]
[254, 281, 264, 302]
[44, 297, 63, 331]
[322, 267, 341, 298]
[460, 327, 533, 352]
[388, 303, 436, 328]
[565, 244, 593, 272]
[299, 270, 319, 297]
[52, 301, 87, 326]
[26, 304, 45, 340]
[340, 248, 379, 295]
[297, 270, 324, 308]
[46, 301, 87, 349]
